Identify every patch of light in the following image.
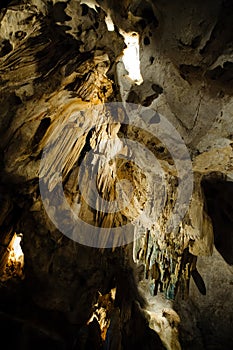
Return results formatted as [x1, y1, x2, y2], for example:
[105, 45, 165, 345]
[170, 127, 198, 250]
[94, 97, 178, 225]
[80, 0, 99, 12]
[12, 233, 24, 262]
[86, 288, 117, 340]
[120, 30, 143, 85]
[105, 12, 114, 31]
[110, 287, 116, 300]
[0, 233, 24, 282]
[87, 313, 98, 325]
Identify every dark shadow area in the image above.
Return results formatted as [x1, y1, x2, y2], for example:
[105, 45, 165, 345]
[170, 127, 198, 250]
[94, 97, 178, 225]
[129, 0, 159, 27]
[0, 0, 13, 11]
[120, 302, 166, 350]
[202, 176, 233, 265]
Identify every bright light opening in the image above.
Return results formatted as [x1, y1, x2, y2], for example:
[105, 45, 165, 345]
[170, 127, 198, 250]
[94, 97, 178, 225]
[0, 233, 24, 282]
[120, 30, 143, 85]
[105, 12, 115, 31]
[12, 234, 24, 262]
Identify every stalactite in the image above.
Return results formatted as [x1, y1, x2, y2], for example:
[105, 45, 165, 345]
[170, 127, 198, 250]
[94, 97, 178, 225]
[0, 1, 232, 349]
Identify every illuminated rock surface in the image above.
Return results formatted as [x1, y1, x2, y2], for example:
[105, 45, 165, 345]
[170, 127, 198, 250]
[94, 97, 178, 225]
[0, 1, 232, 349]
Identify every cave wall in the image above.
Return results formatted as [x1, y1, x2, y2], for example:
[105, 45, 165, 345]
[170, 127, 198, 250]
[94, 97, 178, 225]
[0, 1, 232, 349]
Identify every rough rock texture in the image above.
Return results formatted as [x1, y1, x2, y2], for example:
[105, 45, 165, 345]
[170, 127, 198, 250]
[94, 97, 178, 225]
[0, 0, 232, 349]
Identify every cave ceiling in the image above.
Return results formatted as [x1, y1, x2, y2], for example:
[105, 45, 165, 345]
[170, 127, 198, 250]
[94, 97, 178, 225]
[0, 1, 232, 349]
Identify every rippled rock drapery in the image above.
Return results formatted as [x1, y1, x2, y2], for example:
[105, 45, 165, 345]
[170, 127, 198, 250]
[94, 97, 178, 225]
[0, 1, 232, 349]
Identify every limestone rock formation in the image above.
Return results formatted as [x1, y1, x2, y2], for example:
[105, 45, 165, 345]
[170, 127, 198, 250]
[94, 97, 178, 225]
[0, 1, 232, 349]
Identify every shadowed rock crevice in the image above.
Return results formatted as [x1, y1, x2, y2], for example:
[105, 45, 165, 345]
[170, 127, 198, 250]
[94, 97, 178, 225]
[202, 176, 233, 265]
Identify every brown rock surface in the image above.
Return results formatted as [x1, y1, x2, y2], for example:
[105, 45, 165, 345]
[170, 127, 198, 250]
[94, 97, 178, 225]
[0, 1, 232, 349]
